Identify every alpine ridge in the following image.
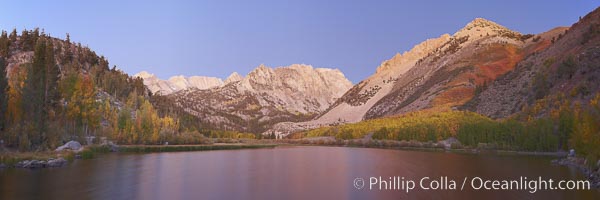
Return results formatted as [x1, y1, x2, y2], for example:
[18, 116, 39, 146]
[142, 64, 352, 133]
[267, 17, 558, 136]
[134, 71, 224, 95]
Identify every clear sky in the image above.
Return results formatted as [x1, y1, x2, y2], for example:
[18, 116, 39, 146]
[1, 1, 597, 83]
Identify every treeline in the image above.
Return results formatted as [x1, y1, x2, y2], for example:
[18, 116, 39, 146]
[149, 95, 259, 140]
[305, 110, 475, 140]
[109, 93, 256, 145]
[518, 93, 600, 164]
[303, 93, 600, 158]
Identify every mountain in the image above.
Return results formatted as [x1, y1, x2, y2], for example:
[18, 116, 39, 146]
[146, 64, 352, 133]
[363, 18, 547, 119]
[464, 7, 600, 118]
[318, 33, 452, 123]
[134, 71, 224, 95]
[268, 17, 557, 135]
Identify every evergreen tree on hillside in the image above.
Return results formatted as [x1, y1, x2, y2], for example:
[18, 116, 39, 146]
[65, 33, 70, 44]
[45, 39, 60, 118]
[9, 29, 17, 44]
[0, 31, 9, 58]
[0, 58, 8, 132]
[22, 37, 48, 149]
[20, 30, 31, 51]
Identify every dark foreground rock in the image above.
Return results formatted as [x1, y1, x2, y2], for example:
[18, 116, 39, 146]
[15, 158, 67, 169]
[552, 157, 600, 188]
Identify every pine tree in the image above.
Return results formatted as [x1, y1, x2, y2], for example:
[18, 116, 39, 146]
[44, 39, 60, 119]
[0, 30, 9, 58]
[9, 29, 17, 44]
[65, 33, 70, 44]
[22, 37, 48, 149]
[0, 57, 8, 132]
[20, 29, 31, 51]
[63, 33, 73, 64]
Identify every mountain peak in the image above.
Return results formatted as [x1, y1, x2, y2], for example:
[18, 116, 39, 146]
[463, 18, 505, 30]
[134, 71, 155, 79]
[454, 17, 517, 38]
[248, 64, 274, 77]
[224, 72, 244, 84]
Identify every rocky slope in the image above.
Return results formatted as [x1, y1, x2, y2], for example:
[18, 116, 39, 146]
[267, 17, 566, 136]
[465, 7, 600, 118]
[317, 33, 452, 124]
[134, 71, 243, 95]
[154, 64, 352, 133]
[364, 18, 547, 119]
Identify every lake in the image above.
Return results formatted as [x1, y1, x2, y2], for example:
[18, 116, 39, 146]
[1, 146, 598, 200]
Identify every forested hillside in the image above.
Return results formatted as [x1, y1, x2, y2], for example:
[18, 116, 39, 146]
[0, 28, 251, 151]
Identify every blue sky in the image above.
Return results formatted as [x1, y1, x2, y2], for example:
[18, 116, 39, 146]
[0, 1, 597, 83]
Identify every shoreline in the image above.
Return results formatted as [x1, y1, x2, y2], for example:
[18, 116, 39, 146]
[270, 138, 568, 157]
[0, 140, 573, 169]
[118, 143, 278, 153]
[552, 157, 600, 188]
[2, 141, 597, 189]
[0, 143, 277, 169]
[4, 140, 598, 189]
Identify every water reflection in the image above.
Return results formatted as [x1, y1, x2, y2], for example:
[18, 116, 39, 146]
[1, 146, 598, 200]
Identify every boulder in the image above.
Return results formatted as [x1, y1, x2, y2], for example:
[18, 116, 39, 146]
[102, 141, 119, 152]
[569, 149, 576, 157]
[55, 141, 82, 151]
[15, 158, 67, 168]
[16, 160, 46, 168]
[47, 158, 67, 167]
[438, 137, 461, 149]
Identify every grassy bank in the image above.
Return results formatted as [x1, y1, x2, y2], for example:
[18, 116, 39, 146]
[272, 138, 567, 157]
[0, 146, 107, 166]
[118, 144, 277, 153]
[3, 139, 564, 167]
[0, 143, 278, 167]
[0, 151, 75, 166]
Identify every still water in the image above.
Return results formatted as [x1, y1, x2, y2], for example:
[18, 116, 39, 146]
[1, 146, 598, 200]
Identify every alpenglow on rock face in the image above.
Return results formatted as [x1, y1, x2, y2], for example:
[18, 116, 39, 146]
[162, 64, 353, 133]
[236, 64, 352, 113]
[267, 17, 555, 136]
[134, 71, 225, 95]
[313, 17, 532, 123]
